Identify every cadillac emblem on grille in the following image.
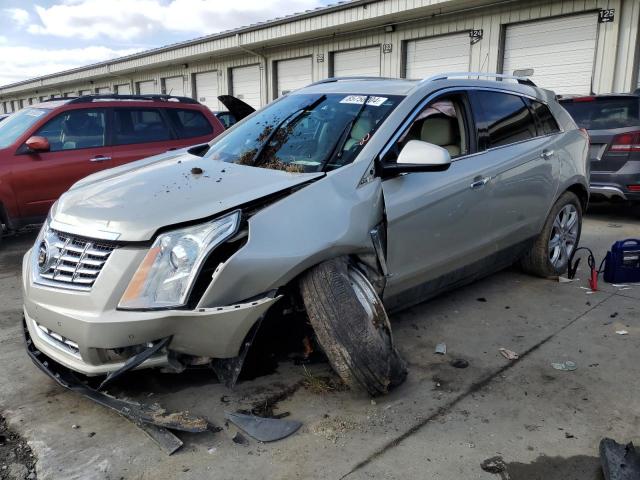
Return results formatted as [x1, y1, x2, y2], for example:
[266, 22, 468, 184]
[34, 227, 117, 291]
[37, 242, 48, 272]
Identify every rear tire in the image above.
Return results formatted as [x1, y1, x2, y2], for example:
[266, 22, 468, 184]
[520, 191, 582, 277]
[299, 257, 407, 396]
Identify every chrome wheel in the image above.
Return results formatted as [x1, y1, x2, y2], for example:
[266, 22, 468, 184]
[548, 204, 579, 268]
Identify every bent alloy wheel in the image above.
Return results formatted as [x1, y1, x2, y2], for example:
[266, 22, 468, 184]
[300, 257, 407, 396]
[520, 191, 583, 278]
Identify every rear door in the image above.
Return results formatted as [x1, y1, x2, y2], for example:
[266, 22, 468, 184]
[468, 90, 560, 251]
[11, 108, 111, 219]
[109, 107, 185, 166]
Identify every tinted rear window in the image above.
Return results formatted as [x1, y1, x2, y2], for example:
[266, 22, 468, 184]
[166, 109, 213, 139]
[471, 91, 536, 150]
[561, 97, 640, 129]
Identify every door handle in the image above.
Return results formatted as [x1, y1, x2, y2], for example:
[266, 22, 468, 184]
[470, 176, 490, 189]
[541, 149, 555, 160]
[89, 155, 112, 162]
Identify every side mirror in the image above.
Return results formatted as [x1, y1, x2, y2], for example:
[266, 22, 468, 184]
[381, 140, 451, 175]
[25, 136, 50, 153]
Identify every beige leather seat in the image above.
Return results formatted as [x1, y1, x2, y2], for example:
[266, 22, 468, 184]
[343, 116, 373, 152]
[419, 116, 460, 157]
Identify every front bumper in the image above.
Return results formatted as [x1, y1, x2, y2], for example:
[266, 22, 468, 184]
[23, 248, 280, 376]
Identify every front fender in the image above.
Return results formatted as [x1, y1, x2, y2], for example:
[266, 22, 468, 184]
[197, 167, 384, 307]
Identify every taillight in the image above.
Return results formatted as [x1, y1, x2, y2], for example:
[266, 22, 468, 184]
[572, 96, 596, 102]
[610, 131, 640, 152]
[628, 185, 640, 192]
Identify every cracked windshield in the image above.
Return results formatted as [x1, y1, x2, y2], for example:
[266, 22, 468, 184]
[206, 93, 402, 172]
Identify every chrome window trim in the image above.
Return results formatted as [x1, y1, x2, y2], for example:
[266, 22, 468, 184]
[378, 85, 564, 164]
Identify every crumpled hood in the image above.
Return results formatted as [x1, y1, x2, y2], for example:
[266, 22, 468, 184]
[51, 150, 323, 241]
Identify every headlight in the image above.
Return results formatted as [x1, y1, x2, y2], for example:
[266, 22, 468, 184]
[118, 210, 240, 310]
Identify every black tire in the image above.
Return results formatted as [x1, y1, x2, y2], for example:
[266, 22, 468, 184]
[299, 257, 407, 396]
[520, 191, 583, 277]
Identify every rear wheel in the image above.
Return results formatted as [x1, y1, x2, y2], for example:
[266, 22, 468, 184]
[520, 191, 582, 277]
[299, 257, 407, 396]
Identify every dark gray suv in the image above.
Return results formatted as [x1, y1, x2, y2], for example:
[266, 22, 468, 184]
[560, 94, 640, 203]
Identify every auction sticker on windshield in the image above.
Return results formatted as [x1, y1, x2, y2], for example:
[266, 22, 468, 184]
[340, 95, 388, 106]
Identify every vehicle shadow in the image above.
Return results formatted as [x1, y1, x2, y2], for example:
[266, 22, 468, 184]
[586, 200, 640, 222]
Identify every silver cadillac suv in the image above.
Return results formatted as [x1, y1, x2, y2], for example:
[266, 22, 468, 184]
[23, 74, 589, 396]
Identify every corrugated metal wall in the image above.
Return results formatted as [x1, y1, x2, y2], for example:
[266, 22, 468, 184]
[1, 0, 639, 113]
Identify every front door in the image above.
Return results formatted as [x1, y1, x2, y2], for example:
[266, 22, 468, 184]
[12, 108, 111, 220]
[381, 92, 497, 308]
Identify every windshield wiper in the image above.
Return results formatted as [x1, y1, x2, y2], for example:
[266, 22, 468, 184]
[319, 95, 370, 172]
[251, 95, 326, 167]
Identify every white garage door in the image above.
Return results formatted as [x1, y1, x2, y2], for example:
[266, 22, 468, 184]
[116, 83, 131, 95]
[276, 57, 312, 97]
[502, 13, 598, 95]
[194, 71, 220, 110]
[333, 47, 381, 77]
[79, 89, 92, 96]
[163, 76, 185, 96]
[405, 33, 470, 79]
[96, 87, 110, 94]
[231, 65, 261, 109]
[137, 80, 156, 95]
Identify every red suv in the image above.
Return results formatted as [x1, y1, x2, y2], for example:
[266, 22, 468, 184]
[0, 95, 224, 239]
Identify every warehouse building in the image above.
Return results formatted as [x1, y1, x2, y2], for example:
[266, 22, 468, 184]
[1, 0, 639, 114]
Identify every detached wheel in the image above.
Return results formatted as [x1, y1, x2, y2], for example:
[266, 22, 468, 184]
[300, 257, 407, 396]
[520, 191, 582, 277]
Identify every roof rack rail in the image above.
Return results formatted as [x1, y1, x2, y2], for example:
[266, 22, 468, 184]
[421, 72, 537, 87]
[308, 76, 398, 86]
[65, 94, 199, 105]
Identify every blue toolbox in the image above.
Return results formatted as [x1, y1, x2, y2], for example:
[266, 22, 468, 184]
[603, 239, 640, 284]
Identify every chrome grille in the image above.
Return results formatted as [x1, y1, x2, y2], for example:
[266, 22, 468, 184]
[36, 229, 117, 291]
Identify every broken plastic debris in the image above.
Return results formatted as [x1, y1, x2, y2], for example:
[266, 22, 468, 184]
[612, 284, 630, 288]
[207, 446, 217, 454]
[480, 456, 507, 474]
[551, 361, 577, 371]
[599, 438, 640, 480]
[435, 343, 447, 355]
[616, 330, 629, 335]
[225, 412, 302, 442]
[499, 348, 519, 360]
[558, 276, 574, 283]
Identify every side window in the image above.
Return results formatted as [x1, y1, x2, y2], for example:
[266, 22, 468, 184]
[383, 94, 469, 163]
[530, 101, 560, 135]
[470, 91, 536, 150]
[34, 109, 106, 152]
[113, 108, 173, 145]
[165, 109, 214, 139]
